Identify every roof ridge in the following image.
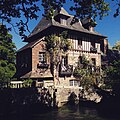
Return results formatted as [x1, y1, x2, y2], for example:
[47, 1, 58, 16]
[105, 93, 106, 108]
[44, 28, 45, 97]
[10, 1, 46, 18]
[54, 7, 71, 17]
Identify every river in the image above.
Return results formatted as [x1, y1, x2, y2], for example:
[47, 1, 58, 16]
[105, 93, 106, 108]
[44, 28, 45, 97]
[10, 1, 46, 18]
[2, 104, 120, 120]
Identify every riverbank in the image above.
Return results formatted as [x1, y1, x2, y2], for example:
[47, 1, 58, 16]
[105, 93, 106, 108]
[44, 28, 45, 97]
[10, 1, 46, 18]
[0, 87, 120, 120]
[78, 96, 120, 119]
[1, 103, 120, 120]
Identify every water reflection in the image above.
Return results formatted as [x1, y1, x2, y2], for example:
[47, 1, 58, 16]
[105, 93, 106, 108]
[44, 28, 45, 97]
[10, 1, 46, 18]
[1, 105, 120, 120]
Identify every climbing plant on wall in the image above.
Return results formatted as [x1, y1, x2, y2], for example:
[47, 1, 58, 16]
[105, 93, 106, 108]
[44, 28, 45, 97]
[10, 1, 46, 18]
[45, 31, 71, 81]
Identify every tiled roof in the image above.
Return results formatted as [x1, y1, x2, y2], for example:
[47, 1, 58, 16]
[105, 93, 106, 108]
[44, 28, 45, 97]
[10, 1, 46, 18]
[26, 8, 106, 41]
[28, 17, 52, 38]
[52, 17, 104, 37]
[17, 38, 43, 52]
[20, 69, 53, 79]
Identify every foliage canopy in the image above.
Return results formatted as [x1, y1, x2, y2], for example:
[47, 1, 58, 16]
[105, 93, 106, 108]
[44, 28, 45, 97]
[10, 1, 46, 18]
[0, 25, 16, 87]
[73, 55, 102, 89]
[112, 41, 120, 51]
[45, 31, 71, 80]
[103, 41, 120, 95]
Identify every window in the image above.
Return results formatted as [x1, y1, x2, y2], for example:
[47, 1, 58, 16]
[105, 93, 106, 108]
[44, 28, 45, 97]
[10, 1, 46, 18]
[78, 56, 82, 64]
[91, 58, 96, 65]
[61, 19, 66, 25]
[91, 42, 95, 48]
[78, 40, 82, 50]
[69, 80, 80, 87]
[70, 80, 73, 86]
[74, 80, 78, 86]
[61, 55, 68, 66]
[61, 16, 67, 25]
[95, 43, 100, 53]
[78, 40, 82, 46]
[39, 52, 46, 64]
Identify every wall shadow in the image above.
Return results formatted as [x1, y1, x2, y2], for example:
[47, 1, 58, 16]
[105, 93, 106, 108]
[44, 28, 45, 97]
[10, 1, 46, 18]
[0, 87, 54, 118]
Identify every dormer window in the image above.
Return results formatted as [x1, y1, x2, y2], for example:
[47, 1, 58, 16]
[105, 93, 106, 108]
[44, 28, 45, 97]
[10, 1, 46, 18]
[60, 16, 67, 26]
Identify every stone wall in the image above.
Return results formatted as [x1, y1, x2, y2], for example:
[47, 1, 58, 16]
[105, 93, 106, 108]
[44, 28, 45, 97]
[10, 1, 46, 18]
[47, 85, 102, 107]
[53, 49, 101, 106]
[55, 86, 80, 107]
[82, 88, 102, 103]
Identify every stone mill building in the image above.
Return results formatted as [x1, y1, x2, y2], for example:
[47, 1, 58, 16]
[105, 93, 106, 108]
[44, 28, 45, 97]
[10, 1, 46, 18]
[15, 8, 108, 106]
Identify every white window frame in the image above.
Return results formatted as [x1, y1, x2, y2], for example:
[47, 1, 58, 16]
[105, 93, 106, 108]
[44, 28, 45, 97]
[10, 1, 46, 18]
[39, 52, 46, 64]
[61, 17, 67, 26]
[69, 80, 80, 87]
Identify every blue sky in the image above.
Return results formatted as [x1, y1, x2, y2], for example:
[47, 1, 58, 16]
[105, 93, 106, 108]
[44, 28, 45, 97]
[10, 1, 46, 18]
[10, 1, 120, 50]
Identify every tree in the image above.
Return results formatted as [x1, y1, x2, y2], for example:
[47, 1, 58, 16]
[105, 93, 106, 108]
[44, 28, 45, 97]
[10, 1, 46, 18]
[0, 0, 120, 38]
[23, 79, 33, 87]
[0, 25, 16, 88]
[0, 0, 40, 39]
[45, 31, 71, 84]
[105, 60, 120, 95]
[112, 41, 120, 51]
[103, 42, 120, 95]
[73, 55, 102, 89]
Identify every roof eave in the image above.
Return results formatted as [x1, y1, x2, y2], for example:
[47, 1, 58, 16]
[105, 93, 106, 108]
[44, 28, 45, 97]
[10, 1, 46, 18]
[51, 24, 107, 39]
